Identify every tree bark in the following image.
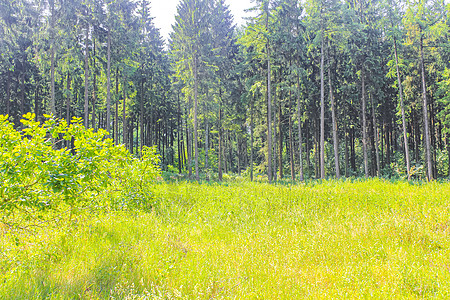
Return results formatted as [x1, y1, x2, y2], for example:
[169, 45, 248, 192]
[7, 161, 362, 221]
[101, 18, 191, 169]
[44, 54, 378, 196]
[393, 37, 411, 178]
[187, 97, 192, 179]
[320, 22, 325, 179]
[193, 55, 200, 181]
[328, 56, 340, 179]
[266, 10, 272, 183]
[361, 67, 369, 178]
[371, 94, 380, 176]
[115, 68, 119, 145]
[278, 96, 283, 179]
[122, 79, 127, 148]
[92, 38, 97, 130]
[50, 1, 56, 115]
[106, 30, 112, 134]
[250, 100, 254, 181]
[84, 24, 89, 127]
[140, 79, 144, 155]
[6, 69, 11, 116]
[218, 103, 223, 181]
[288, 90, 295, 181]
[297, 81, 304, 181]
[419, 29, 433, 181]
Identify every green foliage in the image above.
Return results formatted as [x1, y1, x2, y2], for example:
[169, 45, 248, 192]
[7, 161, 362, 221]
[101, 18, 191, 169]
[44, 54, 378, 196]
[112, 146, 162, 210]
[2, 180, 450, 298]
[0, 114, 162, 225]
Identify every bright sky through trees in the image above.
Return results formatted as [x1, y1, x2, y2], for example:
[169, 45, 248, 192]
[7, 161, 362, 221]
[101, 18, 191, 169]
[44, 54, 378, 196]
[151, 0, 254, 42]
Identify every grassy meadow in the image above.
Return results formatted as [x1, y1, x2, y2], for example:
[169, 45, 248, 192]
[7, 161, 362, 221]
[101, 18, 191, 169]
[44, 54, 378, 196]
[1, 179, 450, 299]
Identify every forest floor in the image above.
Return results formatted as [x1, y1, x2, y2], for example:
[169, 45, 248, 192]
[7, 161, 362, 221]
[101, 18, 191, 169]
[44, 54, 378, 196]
[1, 179, 450, 299]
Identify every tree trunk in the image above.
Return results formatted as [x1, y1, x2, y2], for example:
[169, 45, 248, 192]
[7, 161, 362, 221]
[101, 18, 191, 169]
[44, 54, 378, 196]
[250, 101, 254, 181]
[123, 79, 127, 148]
[84, 24, 89, 127]
[177, 92, 182, 173]
[420, 30, 433, 181]
[328, 59, 340, 178]
[140, 79, 144, 155]
[20, 72, 25, 117]
[106, 30, 112, 134]
[218, 103, 223, 181]
[115, 70, 119, 145]
[34, 77, 39, 122]
[6, 70, 11, 116]
[50, 2, 56, 115]
[393, 37, 411, 178]
[289, 90, 295, 181]
[267, 45, 273, 183]
[187, 97, 192, 179]
[296, 78, 304, 181]
[205, 120, 209, 181]
[193, 56, 200, 181]
[320, 22, 325, 179]
[278, 98, 283, 179]
[66, 72, 71, 124]
[371, 94, 380, 176]
[92, 38, 97, 130]
[361, 67, 369, 178]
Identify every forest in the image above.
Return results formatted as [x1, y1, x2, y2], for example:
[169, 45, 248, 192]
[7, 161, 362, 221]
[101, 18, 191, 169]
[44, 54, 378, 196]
[1, 0, 449, 182]
[2, 0, 450, 298]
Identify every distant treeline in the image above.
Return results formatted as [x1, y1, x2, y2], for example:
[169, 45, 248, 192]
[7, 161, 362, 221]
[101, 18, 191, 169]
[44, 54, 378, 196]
[1, 0, 449, 181]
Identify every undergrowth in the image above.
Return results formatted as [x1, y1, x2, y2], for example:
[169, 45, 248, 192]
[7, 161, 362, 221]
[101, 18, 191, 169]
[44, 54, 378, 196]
[1, 179, 450, 299]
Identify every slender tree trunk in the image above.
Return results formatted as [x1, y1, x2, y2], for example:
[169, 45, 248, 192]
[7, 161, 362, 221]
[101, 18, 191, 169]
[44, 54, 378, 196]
[140, 79, 144, 155]
[361, 67, 369, 178]
[66, 72, 71, 124]
[288, 90, 295, 181]
[92, 38, 96, 130]
[106, 30, 112, 134]
[193, 56, 200, 181]
[34, 77, 39, 121]
[278, 98, 283, 179]
[177, 92, 182, 173]
[205, 120, 209, 181]
[328, 59, 340, 178]
[6, 70, 11, 116]
[218, 103, 223, 181]
[123, 79, 127, 148]
[345, 125, 349, 177]
[371, 94, 380, 176]
[20, 72, 25, 116]
[187, 97, 192, 179]
[320, 22, 325, 179]
[273, 93, 277, 181]
[267, 46, 272, 183]
[393, 37, 411, 178]
[297, 78, 304, 181]
[50, 2, 56, 115]
[115, 68, 119, 145]
[84, 24, 89, 127]
[250, 100, 254, 181]
[420, 30, 433, 181]
[447, 134, 450, 176]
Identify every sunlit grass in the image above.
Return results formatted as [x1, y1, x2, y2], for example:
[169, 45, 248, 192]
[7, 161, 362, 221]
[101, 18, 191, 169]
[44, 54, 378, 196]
[1, 179, 450, 299]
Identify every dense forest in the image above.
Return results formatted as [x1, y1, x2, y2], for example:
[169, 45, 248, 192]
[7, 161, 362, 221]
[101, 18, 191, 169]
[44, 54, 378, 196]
[1, 0, 449, 181]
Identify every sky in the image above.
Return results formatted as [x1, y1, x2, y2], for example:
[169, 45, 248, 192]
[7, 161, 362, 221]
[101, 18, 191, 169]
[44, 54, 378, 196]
[151, 0, 255, 43]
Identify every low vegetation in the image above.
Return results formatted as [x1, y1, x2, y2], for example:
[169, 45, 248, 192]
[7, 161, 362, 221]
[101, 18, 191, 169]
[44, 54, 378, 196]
[2, 178, 450, 299]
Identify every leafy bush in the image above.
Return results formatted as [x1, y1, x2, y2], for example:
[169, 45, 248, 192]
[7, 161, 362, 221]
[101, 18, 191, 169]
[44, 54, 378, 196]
[112, 146, 162, 210]
[0, 114, 160, 226]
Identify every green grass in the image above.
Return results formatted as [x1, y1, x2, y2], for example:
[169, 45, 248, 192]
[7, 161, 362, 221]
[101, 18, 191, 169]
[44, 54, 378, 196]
[1, 179, 450, 299]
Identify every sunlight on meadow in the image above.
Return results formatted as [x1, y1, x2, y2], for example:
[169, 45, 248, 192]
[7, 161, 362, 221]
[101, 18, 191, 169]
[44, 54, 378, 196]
[1, 179, 450, 299]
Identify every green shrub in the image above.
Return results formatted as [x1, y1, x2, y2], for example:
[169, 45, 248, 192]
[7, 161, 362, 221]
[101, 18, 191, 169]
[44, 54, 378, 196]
[0, 114, 161, 226]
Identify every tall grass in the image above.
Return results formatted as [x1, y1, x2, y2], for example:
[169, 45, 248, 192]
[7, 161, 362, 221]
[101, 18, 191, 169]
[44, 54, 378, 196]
[1, 179, 450, 299]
